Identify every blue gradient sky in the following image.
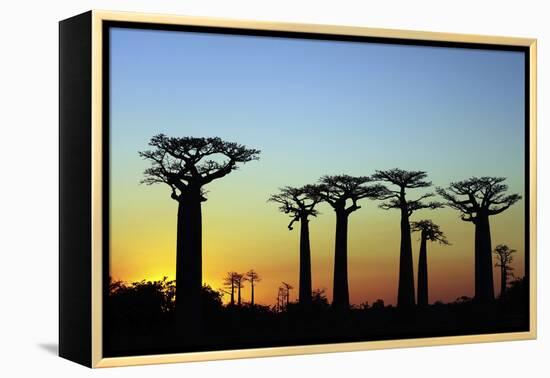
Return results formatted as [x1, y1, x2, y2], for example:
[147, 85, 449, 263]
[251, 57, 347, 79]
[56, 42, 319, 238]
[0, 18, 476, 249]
[109, 27, 525, 305]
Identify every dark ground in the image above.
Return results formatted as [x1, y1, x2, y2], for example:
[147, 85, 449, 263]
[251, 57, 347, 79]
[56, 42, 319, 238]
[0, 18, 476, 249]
[104, 277, 528, 357]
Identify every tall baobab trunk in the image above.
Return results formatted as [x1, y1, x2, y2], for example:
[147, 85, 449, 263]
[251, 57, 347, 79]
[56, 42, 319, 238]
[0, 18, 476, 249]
[474, 215, 494, 302]
[333, 210, 350, 310]
[230, 281, 235, 306]
[175, 187, 203, 329]
[250, 282, 255, 306]
[397, 207, 415, 308]
[299, 214, 312, 306]
[417, 232, 428, 307]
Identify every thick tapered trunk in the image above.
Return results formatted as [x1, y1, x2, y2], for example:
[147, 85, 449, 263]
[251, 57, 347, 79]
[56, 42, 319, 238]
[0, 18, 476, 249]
[230, 284, 235, 306]
[500, 267, 507, 298]
[397, 209, 415, 308]
[332, 211, 350, 310]
[474, 215, 495, 302]
[299, 215, 313, 306]
[251, 283, 255, 306]
[238, 286, 242, 306]
[175, 189, 203, 330]
[417, 233, 428, 307]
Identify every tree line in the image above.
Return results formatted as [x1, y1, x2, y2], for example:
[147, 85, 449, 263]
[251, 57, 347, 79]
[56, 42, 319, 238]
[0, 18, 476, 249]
[139, 134, 521, 331]
[222, 270, 261, 306]
[268, 171, 520, 311]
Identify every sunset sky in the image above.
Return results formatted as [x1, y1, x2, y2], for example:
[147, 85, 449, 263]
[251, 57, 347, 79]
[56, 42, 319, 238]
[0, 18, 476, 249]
[109, 27, 526, 306]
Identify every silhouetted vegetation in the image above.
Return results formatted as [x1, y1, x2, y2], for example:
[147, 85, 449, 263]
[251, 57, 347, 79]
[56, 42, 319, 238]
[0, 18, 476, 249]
[373, 169, 443, 308]
[493, 244, 516, 299]
[139, 135, 260, 331]
[437, 177, 521, 303]
[106, 276, 528, 357]
[245, 270, 261, 306]
[269, 186, 320, 307]
[411, 220, 450, 307]
[109, 134, 529, 357]
[307, 175, 388, 310]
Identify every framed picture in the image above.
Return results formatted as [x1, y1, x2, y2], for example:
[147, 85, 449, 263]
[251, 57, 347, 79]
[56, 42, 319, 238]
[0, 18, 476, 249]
[59, 10, 537, 368]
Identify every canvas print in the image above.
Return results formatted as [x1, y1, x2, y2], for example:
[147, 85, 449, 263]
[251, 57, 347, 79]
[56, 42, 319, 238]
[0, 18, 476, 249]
[105, 25, 529, 357]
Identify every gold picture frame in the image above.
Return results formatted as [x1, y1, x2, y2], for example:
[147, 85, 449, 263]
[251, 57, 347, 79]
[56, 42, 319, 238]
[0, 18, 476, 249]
[59, 10, 537, 368]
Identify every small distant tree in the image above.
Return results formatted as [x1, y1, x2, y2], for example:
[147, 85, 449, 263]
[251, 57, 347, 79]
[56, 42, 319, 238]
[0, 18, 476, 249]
[281, 282, 293, 307]
[437, 177, 520, 302]
[308, 175, 388, 310]
[223, 271, 239, 306]
[411, 220, 450, 307]
[372, 169, 442, 309]
[269, 186, 320, 306]
[245, 269, 262, 306]
[235, 273, 245, 306]
[493, 244, 516, 298]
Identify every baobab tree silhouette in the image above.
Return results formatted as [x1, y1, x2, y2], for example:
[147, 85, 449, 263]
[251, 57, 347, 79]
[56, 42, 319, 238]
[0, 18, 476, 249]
[269, 186, 321, 307]
[411, 220, 450, 307]
[139, 134, 260, 329]
[373, 169, 442, 309]
[235, 273, 245, 306]
[436, 177, 520, 303]
[308, 175, 388, 310]
[223, 271, 240, 306]
[245, 269, 261, 306]
[493, 244, 516, 299]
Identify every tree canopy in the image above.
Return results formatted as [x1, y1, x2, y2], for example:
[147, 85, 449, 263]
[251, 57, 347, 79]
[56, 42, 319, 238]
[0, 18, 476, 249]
[139, 134, 260, 201]
[373, 168, 442, 214]
[411, 219, 450, 245]
[308, 175, 388, 214]
[493, 244, 516, 269]
[436, 177, 521, 222]
[268, 185, 321, 229]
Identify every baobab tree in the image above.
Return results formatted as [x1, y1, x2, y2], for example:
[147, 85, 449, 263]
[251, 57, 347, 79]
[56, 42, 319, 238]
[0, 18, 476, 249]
[269, 186, 321, 306]
[245, 269, 261, 306]
[235, 273, 245, 306]
[372, 169, 442, 308]
[308, 175, 388, 310]
[139, 134, 260, 327]
[411, 220, 450, 307]
[493, 244, 516, 298]
[436, 177, 520, 303]
[276, 284, 292, 311]
[223, 271, 240, 306]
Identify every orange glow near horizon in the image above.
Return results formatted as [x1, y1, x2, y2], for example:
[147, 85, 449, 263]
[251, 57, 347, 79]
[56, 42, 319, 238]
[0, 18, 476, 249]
[109, 178, 525, 307]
